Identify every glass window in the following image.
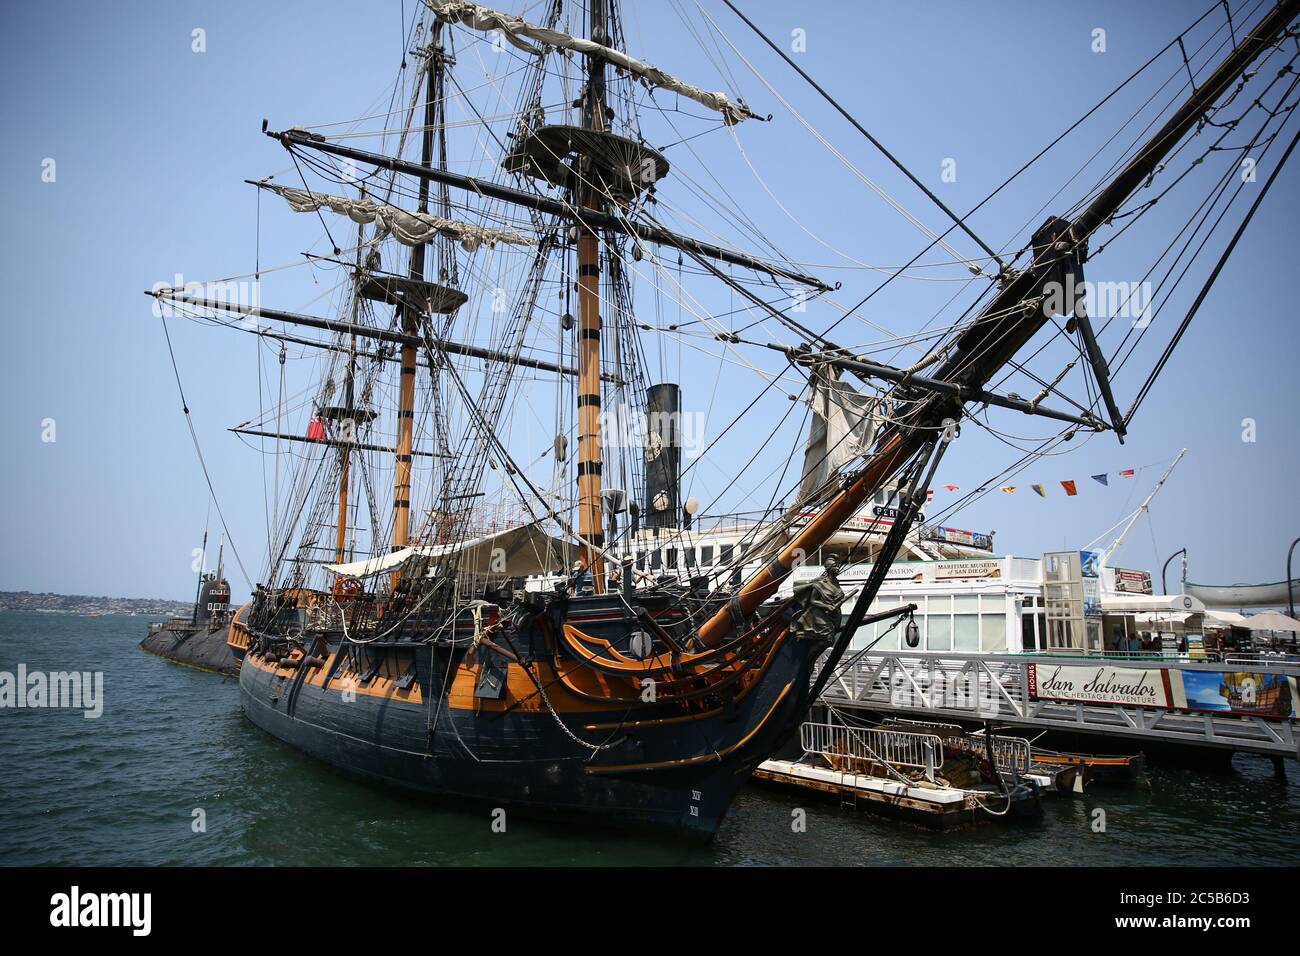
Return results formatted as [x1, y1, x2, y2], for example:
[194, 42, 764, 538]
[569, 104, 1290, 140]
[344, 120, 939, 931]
[720, 544, 734, 565]
[701, 545, 715, 565]
[650, 549, 662, 570]
[927, 595, 952, 616]
[1021, 611, 1037, 651]
[954, 614, 979, 651]
[981, 614, 1006, 652]
[685, 547, 697, 569]
[667, 548, 678, 570]
[953, 594, 980, 614]
[635, 550, 645, 571]
[926, 614, 951, 651]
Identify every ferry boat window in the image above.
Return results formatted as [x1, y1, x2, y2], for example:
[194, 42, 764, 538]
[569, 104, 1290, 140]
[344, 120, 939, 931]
[684, 547, 697, 569]
[981, 614, 1006, 652]
[720, 543, 734, 565]
[954, 614, 979, 651]
[650, 549, 662, 570]
[926, 614, 952, 651]
[701, 545, 715, 565]
[667, 548, 678, 570]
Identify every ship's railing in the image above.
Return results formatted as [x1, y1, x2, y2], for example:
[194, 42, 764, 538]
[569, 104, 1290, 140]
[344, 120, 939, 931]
[800, 721, 944, 778]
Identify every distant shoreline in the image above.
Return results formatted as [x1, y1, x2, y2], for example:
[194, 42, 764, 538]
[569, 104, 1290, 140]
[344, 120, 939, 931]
[0, 591, 192, 618]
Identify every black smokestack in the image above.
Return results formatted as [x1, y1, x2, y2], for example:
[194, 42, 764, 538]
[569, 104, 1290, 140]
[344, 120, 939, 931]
[643, 384, 681, 531]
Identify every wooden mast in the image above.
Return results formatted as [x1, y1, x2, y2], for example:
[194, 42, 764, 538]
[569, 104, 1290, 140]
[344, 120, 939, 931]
[334, 336, 355, 564]
[392, 26, 440, 574]
[575, 0, 609, 592]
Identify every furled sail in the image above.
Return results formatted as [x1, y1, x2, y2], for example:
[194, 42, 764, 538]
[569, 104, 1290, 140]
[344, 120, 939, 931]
[325, 524, 570, 578]
[797, 366, 878, 503]
[425, 0, 763, 126]
[260, 181, 536, 250]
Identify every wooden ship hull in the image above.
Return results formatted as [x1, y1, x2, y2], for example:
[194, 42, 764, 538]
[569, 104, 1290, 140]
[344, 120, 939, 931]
[230, 594, 823, 839]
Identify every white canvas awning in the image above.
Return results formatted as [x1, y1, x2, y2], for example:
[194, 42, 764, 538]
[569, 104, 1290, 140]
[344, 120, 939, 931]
[1246, 609, 1300, 633]
[325, 524, 572, 578]
[1205, 609, 1250, 627]
[1101, 593, 1205, 614]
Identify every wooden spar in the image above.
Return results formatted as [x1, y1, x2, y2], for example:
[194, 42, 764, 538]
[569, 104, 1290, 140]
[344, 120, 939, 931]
[696, 0, 1300, 648]
[576, 0, 608, 592]
[145, 290, 609, 381]
[267, 130, 832, 293]
[229, 427, 440, 458]
[393, 33, 440, 569]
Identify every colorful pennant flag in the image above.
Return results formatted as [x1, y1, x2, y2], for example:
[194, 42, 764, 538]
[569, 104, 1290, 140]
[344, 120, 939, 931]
[1061, 480, 1078, 496]
[1000, 485, 1017, 494]
[943, 484, 960, 491]
[1119, 469, 1135, 477]
[1091, 473, 1109, 486]
[1031, 484, 1045, 497]
[926, 488, 935, 503]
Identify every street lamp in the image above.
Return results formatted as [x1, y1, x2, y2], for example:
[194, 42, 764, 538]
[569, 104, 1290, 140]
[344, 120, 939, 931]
[1288, 537, 1299, 620]
[1161, 547, 1187, 596]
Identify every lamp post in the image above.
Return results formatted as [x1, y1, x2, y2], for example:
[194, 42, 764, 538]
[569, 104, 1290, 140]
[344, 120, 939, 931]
[1162, 547, 1187, 596]
[1288, 537, 1299, 620]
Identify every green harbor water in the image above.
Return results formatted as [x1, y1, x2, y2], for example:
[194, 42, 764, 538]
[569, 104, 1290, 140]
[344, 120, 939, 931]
[1, 611, 1297, 866]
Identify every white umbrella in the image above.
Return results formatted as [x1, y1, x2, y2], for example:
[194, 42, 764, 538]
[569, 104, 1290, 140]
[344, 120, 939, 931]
[1246, 609, 1300, 633]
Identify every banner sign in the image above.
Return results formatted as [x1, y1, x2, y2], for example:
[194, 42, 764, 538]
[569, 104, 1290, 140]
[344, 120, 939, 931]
[933, 559, 1002, 580]
[1112, 568, 1154, 594]
[1175, 670, 1297, 718]
[1028, 664, 1298, 720]
[1027, 663, 1173, 707]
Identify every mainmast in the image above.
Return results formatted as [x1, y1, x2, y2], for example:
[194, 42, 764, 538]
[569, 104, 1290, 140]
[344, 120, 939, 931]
[575, 0, 609, 591]
[392, 26, 442, 565]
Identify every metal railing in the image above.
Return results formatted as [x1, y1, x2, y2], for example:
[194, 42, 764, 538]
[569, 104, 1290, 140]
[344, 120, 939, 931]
[800, 721, 944, 779]
[948, 733, 1032, 775]
[820, 650, 1300, 757]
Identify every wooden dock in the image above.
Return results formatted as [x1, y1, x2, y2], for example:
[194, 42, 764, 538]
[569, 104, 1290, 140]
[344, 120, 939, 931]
[754, 758, 1040, 828]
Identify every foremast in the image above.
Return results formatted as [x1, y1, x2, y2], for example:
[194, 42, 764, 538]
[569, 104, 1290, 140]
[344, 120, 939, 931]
[575, 0, 609, 592]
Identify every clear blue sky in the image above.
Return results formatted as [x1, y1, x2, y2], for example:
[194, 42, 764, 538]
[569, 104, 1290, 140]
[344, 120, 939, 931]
[2, 0, 1297, 601]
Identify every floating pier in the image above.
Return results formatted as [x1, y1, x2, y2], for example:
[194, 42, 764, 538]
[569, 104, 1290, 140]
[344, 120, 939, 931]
[754, 720, 1040, 827]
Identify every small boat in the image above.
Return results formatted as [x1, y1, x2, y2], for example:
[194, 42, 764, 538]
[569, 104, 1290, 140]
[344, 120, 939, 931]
[1030, 750, 1148, 787]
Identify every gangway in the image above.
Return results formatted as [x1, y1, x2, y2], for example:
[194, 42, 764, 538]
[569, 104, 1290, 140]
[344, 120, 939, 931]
[820, 651, 1300, 758]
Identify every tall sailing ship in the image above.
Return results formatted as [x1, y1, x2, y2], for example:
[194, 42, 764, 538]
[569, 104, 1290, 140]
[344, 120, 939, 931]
[150, 0, 1300, 837]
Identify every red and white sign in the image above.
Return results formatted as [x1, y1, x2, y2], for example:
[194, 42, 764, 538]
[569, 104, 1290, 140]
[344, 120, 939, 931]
[1027, 663, 1173, 708]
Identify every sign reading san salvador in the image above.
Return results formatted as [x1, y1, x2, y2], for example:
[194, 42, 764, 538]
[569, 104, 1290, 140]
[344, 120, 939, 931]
[1027, 663, 1173, 708]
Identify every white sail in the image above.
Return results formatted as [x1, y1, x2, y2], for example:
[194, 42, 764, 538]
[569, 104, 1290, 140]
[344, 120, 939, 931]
[425, 0, 762, 126]
[261, 181, 536, 251]
[798, 366, 878, 503]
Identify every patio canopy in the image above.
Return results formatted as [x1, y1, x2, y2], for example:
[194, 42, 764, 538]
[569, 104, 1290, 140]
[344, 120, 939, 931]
[1246, 609, 1300, 633]
[1102, 592, 1205, 614]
